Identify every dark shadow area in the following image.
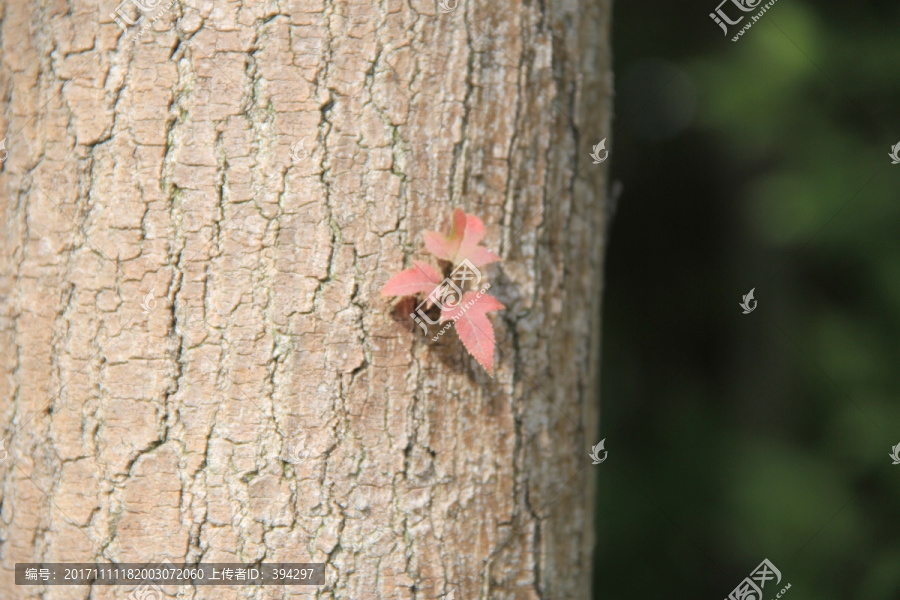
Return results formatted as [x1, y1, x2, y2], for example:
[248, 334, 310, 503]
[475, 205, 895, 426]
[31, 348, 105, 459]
[597, 0, 900, 597]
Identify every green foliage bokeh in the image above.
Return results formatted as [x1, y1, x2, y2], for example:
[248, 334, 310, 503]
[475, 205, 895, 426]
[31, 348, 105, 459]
[598, 1, 900, 598]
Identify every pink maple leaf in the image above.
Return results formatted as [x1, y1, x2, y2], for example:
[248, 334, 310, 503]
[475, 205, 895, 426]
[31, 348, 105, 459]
[424, 208, 500, 267]
[456, 212, 500, 267]
[423, 208, 466, 262]
[440, 291, 504, 373]
[380, 261, 443, 297]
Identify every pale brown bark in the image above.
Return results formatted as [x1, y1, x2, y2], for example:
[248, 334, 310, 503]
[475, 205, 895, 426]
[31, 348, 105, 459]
[0, 0, 611, 598]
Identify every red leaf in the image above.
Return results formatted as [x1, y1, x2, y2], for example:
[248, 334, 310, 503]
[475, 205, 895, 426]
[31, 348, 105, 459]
[440, 292, 504, 373]
[381, 261, 443, 297]
[422, 230, 456, 262]
[461, 213, 486, 245]
[458, 245, 500, 268]
[423, 207, 466, 261]
[424, 208, 499, 267]
[454, 213, 499, 267]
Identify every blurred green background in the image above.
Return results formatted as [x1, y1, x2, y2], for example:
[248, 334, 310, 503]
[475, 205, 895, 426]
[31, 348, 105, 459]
[596, 0, 900, 598]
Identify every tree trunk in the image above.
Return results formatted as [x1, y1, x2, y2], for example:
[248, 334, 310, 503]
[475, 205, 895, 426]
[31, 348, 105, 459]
[0, 0, 611, 598]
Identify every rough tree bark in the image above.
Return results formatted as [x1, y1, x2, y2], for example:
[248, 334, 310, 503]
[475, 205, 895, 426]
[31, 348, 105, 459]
[0, 0, 611, 598]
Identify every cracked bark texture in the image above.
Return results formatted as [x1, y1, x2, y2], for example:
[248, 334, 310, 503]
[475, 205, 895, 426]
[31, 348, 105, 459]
[0, 0, 611, 598]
